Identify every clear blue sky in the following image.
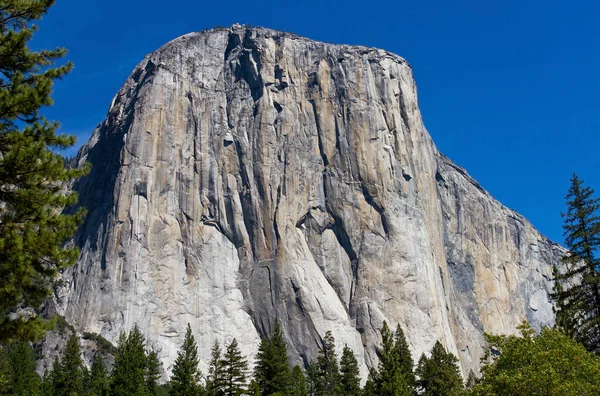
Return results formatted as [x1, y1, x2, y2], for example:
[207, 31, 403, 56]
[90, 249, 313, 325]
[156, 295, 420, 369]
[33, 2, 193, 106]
[33, 0, 599, 244]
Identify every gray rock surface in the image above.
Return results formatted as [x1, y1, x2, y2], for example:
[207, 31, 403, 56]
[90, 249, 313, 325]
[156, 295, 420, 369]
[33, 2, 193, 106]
[57, 24, 564, 378]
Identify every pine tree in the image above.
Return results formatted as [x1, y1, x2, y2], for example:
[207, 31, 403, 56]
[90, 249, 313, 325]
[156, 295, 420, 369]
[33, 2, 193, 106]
[58, 332, 85, 395]
[6, 341, 41, 395]
[415, 341, 463, 396]
[253, 321, 291, 395]
[465, 370, 477, 390]
[247, 379, 261, 396]
[0, 0, 88, 342]
[88, 355, 110, 396]
[170, 324, 202, 396]
[339, 345, 360, 396]
[0, 345, 9, 390]
[40, 369, 53, 396]
[146, 350, 162, 395]
[290, 365, 307, 396]
[221, 339, 248, 396]
[50, 355, 64, 394]
[313, 331, 340, 396]
[361, 372, 377, 396]
[82, 364, 90, 393]
[206, 340, 225, 396]
[392, 324, 414, 389]
[111, 325, 149, 396]
[371, 322, 414, 396]
[376, 321, 399, 395]
[553, 174, 600, 352]
[305, 362, 318, 396]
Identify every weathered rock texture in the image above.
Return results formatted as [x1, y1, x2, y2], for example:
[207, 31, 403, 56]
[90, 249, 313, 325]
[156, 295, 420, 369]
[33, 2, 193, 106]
[57, 24, 563, 377]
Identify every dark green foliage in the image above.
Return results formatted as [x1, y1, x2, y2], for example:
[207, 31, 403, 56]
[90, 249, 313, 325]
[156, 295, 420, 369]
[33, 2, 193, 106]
[221, 339, 248, 396]
[55, 315, 76, 336]
[361, 373, 377, 396]
[392, 325, 415, 389]
[247, 387, 263, 396]
[415, 341, 463, 396]
[253, 322, 291, 395]
[110, 325, 149, 396]
[290, 365, 307, 396]
[311, 331, 341, 396]
[247, 379, 261, 396]
[88, 355, 110, 396]
[339, 345, 360, 396]
[49, 355, 63, 393]
[157, 384, 173, 396]
[553, 174, 600, 352]
[465, 370, 477, 390]
[0, 346, 9, 390]
[0, 0, 88, 342]
[82, 364, 90, 392]
[170, 324, 202, 396]
[40, 369, 53, 396]
[82, 332, 118, 355]
[146, 350, 162, 395]
[56, 332, 85, 395]
[206, 340, 225, 396]
[5, 341, 41, 395]
[305, 362, 317, 396]
[370, 322, 415, 395]
[471, 323, 600, 395]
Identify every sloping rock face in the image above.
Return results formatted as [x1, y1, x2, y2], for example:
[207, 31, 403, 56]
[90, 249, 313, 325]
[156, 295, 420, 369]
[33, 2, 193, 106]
[58, 24, 563, 377]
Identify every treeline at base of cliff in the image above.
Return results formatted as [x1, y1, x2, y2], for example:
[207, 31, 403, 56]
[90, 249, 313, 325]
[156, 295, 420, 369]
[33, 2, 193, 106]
[2, 319, 600, 396]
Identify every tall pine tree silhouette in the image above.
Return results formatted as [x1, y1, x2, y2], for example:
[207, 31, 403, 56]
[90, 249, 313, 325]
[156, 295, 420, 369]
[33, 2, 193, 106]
[0, 0, 88, 342]
[290, 365, 308, 396]
[146, 350, 162, 395]
[312, 331, 341, 396]
[339, 345, 360, 396]
[88, 355, 110, 396]
[553, 174, 600, 352]
[170, 323, 203, 396]
[111, 324, 148, 395]
[371, 322, 415, 395]
[6, 341, 40, 395]
[222, 338, 248, 396]
[221, 339, 248, 396]
[58, 332, 85, 395]
[415, 341, 463, 395]
[206, 340, 225, 396]
[253, 321, 291, 395]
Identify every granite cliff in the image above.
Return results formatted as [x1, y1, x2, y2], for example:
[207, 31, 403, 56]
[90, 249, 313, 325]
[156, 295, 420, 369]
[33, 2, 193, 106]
[52, 24, 563, 377]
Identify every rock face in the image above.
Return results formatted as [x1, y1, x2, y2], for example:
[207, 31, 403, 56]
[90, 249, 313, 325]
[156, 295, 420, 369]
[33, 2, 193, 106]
[58, 24, 563, 377]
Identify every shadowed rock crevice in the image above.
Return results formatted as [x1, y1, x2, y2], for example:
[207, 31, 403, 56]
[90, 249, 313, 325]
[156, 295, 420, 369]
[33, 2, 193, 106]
[240, 29, 264, 101]
[309, 99, 330, 167]
[360, 182, 389, 238]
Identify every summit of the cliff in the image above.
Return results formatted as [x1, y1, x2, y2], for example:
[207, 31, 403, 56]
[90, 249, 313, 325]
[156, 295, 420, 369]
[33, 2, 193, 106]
[150, 23, 410, 68]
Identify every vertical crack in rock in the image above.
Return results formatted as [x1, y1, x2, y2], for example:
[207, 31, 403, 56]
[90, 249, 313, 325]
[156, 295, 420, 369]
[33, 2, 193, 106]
[265, 264, 275, 307]
[322, 173, 359, 289]
[309, 98, 330, 167]
[360, 182, 389, 238]
[272, 185, 282, 248]
[233, 139, 257, 260]
[240, 29, 264, 102]
[224, 30, 242, 61]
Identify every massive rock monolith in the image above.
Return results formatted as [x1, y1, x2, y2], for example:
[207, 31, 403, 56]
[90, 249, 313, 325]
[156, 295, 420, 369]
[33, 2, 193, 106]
[54, 24, 563, 377]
